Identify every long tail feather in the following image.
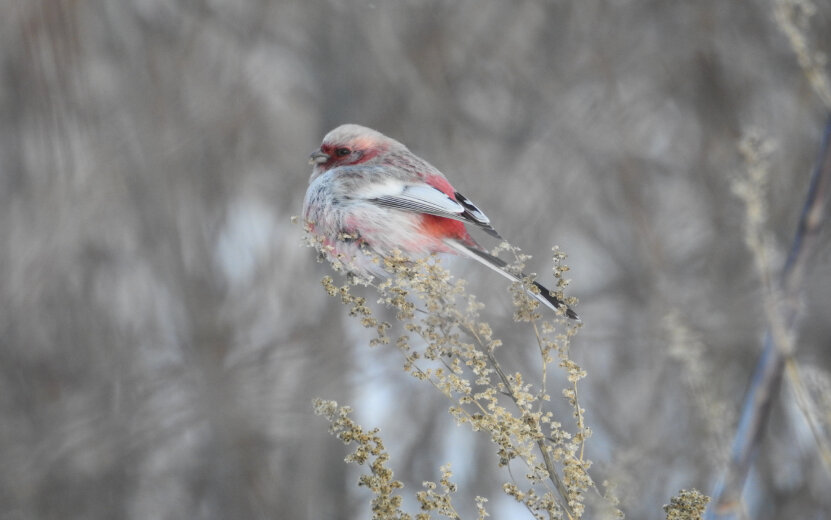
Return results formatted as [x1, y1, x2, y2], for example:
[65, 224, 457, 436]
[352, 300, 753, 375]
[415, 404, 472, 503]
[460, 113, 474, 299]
[444, 240, 580, 321]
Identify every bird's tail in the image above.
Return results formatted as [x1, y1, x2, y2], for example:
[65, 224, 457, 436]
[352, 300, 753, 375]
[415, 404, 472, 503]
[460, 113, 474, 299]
[444, 240, 580, 321]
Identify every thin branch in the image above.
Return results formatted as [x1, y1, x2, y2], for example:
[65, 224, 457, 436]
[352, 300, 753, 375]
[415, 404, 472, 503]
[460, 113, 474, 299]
[482, 341, 575, 519]
[707, 114, 831, 519]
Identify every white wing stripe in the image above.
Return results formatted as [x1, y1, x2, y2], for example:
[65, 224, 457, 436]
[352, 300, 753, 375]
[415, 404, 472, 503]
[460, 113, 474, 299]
[368, 184, 465, 217]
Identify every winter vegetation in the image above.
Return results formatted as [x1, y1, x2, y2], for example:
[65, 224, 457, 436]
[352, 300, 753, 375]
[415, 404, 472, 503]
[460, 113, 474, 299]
[1, 1, 830, 519]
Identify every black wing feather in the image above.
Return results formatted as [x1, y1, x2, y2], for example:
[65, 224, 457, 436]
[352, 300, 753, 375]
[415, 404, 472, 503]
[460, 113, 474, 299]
[454, 192, 502, 239]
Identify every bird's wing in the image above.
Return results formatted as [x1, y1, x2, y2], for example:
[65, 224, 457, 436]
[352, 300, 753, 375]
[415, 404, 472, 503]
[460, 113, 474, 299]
[452, 191, 500, 238]
[363, 182, 501, 238]
[370, 184, 466, 218]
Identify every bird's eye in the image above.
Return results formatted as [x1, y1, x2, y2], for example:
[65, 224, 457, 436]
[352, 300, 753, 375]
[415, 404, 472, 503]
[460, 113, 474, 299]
[335, 147, 351, 157]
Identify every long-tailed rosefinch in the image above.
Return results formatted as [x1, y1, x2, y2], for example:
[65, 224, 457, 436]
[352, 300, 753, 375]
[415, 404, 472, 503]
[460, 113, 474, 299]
[303, 124, 578, 320]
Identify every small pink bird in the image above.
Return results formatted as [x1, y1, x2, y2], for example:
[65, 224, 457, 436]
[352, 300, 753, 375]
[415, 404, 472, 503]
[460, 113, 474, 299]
[303, 124, 578, 320]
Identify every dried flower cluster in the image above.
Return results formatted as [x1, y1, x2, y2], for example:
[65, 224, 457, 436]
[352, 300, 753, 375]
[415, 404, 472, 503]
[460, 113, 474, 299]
[774, 0, 831, 109]
[313, 399, 407, 519]
[307, 225, 627, 519]
[663, 489, 710, 520]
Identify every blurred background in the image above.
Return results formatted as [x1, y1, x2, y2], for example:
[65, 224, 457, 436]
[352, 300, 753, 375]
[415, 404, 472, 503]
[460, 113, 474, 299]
[2, 0, 830, 518]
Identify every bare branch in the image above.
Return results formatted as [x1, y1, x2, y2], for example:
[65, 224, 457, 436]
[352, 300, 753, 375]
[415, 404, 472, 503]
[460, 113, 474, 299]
[708, 115, 831, 519]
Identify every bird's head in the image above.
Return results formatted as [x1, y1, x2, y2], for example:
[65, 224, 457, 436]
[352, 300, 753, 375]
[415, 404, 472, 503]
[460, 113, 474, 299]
[308, 124, 398, 181]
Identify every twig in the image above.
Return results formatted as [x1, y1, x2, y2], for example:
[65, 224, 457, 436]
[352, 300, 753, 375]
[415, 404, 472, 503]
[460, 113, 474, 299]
[707, 114, 831, 519]
[482, 341, 576, 520]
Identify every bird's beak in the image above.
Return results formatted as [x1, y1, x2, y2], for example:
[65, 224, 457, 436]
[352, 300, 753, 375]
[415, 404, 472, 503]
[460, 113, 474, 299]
[309, 150, 329, 165]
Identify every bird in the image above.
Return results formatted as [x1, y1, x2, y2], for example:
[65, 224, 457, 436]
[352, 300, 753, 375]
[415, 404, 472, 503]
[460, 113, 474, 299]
[302, 124, 579, 320]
